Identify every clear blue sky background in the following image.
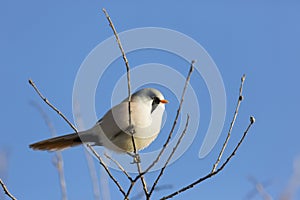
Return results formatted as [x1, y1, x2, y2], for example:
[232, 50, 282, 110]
[1, 1, 300, 200]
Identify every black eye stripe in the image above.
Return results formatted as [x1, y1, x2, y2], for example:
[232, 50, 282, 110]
[152, 97, 160, 104]
[151, 97, 160, 113]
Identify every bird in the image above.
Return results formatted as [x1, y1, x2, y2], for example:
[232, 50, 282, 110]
[29, 88, 168, 153]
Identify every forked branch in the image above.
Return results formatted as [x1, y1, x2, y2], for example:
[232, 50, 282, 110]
[161, 116, 255, 200]
[160, 74, 255, 199]
[212, 74, 246, 172]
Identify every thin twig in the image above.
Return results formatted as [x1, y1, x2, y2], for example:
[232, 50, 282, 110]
[29, 79, 121, 197]
[30, 102, 68, 200]
[125, 182, 135, 200]
[137, 60, 195, 198]
[160, 116, 255, 200]
[132, 185, 173, 200]
[149, 114, 190, 196]
[28, 80, 77, 133]
[102, 8, 132, 129]
[137, 163, 148, 198]
[0, 179, 17, 200]
[104, 153, 133, 182]
[211, 74, 246, 173]
[102, 8, 148, 197]
[87, 145, 126, 197]
[140, 60, 195, 177]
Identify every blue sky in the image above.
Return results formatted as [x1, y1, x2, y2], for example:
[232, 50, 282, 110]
[1, 1, 300, 200]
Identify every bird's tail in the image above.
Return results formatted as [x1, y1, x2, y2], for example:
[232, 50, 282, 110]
[29, 132, 83, 151]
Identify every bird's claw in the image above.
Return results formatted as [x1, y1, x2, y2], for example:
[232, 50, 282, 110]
[127, 153, 141, 164]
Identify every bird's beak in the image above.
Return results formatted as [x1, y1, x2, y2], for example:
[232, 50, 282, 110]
[160, 99, 169, 104]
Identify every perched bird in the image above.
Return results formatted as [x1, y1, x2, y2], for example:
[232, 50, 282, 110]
[29, 88, 168, 152]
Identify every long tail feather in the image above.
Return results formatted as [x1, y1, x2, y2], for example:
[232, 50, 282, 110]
[29, 133, 82, 151]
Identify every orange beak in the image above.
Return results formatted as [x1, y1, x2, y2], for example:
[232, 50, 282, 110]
[160, 99, 169, 104]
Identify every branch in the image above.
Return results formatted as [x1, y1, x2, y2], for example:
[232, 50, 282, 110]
[125, 182, 135, 200]
[132, 184, 173, 200]
[0, 179, 17, 200]
[28, 80, 77, 133]
[104, 153, 133, 182]
[160, 74, 254, 199]
[141, 60, 195, 176]
[161, 116, 255, 200]
[102, 8, 133, 130]
[124, 60, 194, 198]
[87, 145, 126, 197]
[211, 74, 246, 172]
[149, 114, 190, 196]
[29, 79, 123, 197]
[102, 8, 148, 197]
[129, 60, 194, 199]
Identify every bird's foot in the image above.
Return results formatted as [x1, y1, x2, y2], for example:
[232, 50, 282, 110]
[127, 152, 141, 164]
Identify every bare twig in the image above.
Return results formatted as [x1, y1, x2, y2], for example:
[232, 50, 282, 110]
[102, 8, 133, 131]
[128, 60, 194, 199]
[28, 79, 77, 133]
[104, 153, 133, 182]
[149, 114, 190, 196]
[102, 8, 148, 197]
[0, 179, 17, 200]
[161, 116, 255, 200]
[132, 185, 173, 200]
[29, 79, 122, 197]
[211, 74, 246, 172]
[137, 163, 149, 198]
[30, 102, 68, 200]
[87, 145, 126, 197]
[102, 8, 131, 106]
[126, 61, 194, 198]
[125, 182, 135, 199]
[141, 60, 195, 176]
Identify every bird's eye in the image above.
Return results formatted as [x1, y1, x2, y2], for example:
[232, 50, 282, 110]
[152, 97, 160, 105]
